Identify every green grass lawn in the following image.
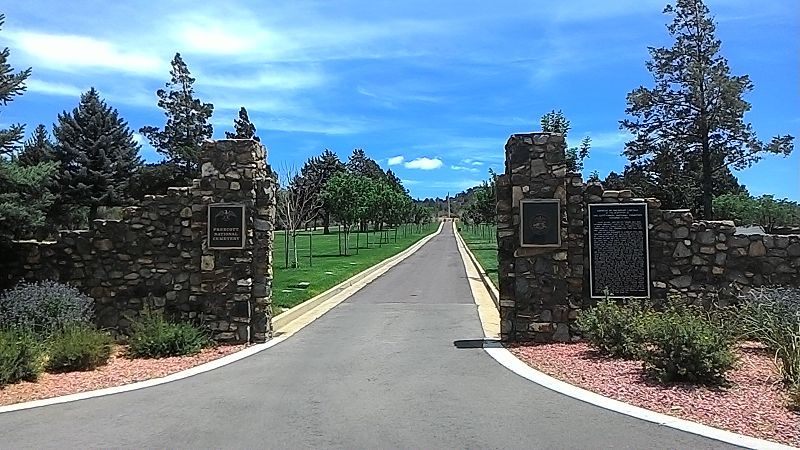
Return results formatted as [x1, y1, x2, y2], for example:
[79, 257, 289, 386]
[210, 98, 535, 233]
[457, 223, 498, 287]
[272, 222, 439, 311]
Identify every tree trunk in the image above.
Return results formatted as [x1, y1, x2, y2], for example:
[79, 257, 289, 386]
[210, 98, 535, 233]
[323, 211, 330, 235]
[701, 140, 714, 219]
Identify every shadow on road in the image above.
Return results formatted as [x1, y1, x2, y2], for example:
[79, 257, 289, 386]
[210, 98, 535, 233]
[453, 339, 503, 349]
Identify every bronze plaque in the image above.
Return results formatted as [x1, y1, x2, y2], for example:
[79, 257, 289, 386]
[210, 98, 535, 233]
[208, 203, 246, 249]
[520, 199, 561, 247]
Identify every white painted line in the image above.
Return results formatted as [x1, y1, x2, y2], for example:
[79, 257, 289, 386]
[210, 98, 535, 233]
[485, 346, 795, 450]
[0, 336, 288, 414]
[455, 225, 796, 450]
[0, 222, 444, 415]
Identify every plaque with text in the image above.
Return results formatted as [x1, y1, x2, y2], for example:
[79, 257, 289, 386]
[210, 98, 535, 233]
[520, 199, 561, 247]
[208, 204, 246, 249]
[588, 203, 650, 298]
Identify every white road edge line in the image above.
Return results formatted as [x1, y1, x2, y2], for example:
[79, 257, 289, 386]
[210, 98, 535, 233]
[0, 221, 445, 415]
[453, 222, 795, 450]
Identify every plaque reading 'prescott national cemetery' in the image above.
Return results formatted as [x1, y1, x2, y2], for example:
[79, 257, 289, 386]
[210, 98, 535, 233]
[208, 204, 246, 249]
[588, 203, 650, 298]
[520, 199, 561, 247]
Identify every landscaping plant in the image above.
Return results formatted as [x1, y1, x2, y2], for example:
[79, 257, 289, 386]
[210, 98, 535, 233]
[576, 297, 648, 359]
[127, 309, 208, 358]
[0, 328, 43, 386]
[0, 280, 93, 336]
[739, 287, 800, 401]
[46, 324, 114, 373]
[640, 304, 737, 384]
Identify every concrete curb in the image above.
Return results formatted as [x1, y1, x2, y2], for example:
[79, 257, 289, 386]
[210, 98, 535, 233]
[0, 222, 444, 415]
[454, 224, 794, 450]
[453, 223, 499, 308]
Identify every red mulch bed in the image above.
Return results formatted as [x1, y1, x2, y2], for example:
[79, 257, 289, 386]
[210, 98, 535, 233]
[0, 344, 246, 407]
[508, 341, 800, 447]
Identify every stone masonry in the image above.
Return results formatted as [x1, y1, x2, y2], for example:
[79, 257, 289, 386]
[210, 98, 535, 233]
[498, 132, 800, 342]
[0, 139, 276, 344]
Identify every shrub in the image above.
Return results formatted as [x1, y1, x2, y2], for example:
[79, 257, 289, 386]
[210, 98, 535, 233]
[127, 310, 208, 358]
[0, 280, 93, 336]
[739, 287, 800, 388]
[0, 328, 43, 386]
[45, 324, 113, 373]
[576, 298, 648, 359]
[641, 306, 736, 384]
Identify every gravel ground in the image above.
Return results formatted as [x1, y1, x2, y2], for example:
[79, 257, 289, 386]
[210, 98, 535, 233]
[0, 344, 246, 407]
[508, 341, 800, 447]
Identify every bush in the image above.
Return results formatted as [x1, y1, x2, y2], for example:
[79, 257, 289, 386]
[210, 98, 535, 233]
[127, 310, 208, 358]
[0, 328, 43, 386]
[0, 280, 93, 336]
[45, 324, 113, 373]
[739, 287, 800, 387]
[576, 298, 648, 359]
[641, 306, 736, 384]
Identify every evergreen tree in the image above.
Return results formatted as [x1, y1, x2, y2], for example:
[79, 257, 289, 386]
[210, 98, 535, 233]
[18, 124, 55, 166]
[53, 88, 142, 220]
[300, 149, 345, 234]
[139, 53, 213, 177]
[384, 169, 407, 194]
[0, 14, 56, 243]
[540, 110, 591, 173]
[225, 107, 259, 141]
[347, 148, 384, 180]
[621, 0, 793, 218]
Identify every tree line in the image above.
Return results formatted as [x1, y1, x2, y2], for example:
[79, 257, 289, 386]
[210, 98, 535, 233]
[455, 0, 795, 228]
[276, 147, 435, 267]
[0, 18, 264, 245]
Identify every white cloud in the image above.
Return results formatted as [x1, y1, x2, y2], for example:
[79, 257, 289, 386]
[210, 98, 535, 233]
[9, 31, 164, 75]
[387, 156, 405, 166]
[25, 79, 83, 97]
[198, 69, 326, 91]
[404, 157, 443, 170]
[451, 165, 479, 173]
[585, 131, 632, 151]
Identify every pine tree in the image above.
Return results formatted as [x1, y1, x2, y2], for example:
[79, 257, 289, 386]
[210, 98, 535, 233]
[621, 0, 793, 218]
[0, 14, 56, 243]
[300, 149, 345, 234]
[53, 88, 142, 220]
[18, 124, 55, 166]
[225, 107, 259, 141]
[139, 53, 213, 177]
[347, 148, 384, 180]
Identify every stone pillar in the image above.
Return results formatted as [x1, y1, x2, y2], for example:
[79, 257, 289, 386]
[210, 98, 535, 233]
[194, 139, 275, 344]
[496, 133, 581, 342]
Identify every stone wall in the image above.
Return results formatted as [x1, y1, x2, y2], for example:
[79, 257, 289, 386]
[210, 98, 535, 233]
[496, 133, 584, 342]
[0, 139, 276, 344]
[498, 132, 800, 343]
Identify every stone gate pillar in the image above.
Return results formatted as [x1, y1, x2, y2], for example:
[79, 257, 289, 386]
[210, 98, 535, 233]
[193, 139, 276, 343]
[496, 133, 584, 342]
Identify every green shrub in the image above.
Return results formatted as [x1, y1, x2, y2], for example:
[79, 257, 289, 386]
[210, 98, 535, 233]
[641, 306, 736, 384]
[739, 287, 800, 388]
[45, 324, 113, 373]
[0, 280, 93, 336]
[576, 298, 648, 359]
[127, 311, 208, 358]
[0, 328, 43, 386]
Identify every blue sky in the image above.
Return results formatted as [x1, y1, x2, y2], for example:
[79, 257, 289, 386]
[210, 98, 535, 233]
[2, 0, 798, 200]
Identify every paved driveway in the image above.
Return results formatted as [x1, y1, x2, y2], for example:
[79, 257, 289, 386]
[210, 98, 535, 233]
[0, 225, 736, 449]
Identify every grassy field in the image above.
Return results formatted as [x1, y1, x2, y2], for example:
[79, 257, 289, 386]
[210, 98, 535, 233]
[457, 223, 498, 287]
[272, 222, 439, 311]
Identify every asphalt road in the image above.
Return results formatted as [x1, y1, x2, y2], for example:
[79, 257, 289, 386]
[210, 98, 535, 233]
[0, 225, 737, 449]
